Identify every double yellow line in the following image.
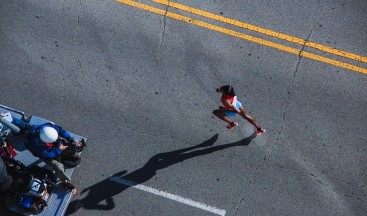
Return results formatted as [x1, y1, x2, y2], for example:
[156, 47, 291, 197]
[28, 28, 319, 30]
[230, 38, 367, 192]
[116, 0, 367, 74]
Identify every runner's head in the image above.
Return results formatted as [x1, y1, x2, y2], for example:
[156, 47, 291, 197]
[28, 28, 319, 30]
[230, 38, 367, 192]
[218, 85, 235, 96]
[40, 126, 58, 143]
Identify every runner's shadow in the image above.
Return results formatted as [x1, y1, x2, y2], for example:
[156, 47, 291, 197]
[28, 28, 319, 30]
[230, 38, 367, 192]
[66, 133, 256, 214]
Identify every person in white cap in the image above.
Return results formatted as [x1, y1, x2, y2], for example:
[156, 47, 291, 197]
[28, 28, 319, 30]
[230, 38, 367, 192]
[26, 123, 79, 192]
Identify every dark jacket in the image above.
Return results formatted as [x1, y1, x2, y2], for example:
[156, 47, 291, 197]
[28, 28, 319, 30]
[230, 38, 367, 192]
[26, 123, 73, 160]
[0, 157, 12, 193]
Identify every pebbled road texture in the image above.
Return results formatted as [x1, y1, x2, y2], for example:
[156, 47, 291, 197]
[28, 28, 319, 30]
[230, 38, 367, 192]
[1, 0, 366, 215]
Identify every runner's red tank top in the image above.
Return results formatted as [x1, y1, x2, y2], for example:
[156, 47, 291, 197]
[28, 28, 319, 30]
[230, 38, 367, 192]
[221, 95, 235, 110]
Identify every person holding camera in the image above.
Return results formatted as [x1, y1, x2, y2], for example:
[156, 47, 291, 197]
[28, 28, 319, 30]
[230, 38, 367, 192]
[25, 123, 80, 191]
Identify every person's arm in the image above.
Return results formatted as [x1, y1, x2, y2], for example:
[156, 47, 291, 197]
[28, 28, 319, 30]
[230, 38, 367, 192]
[41, 147, 62, 159]
[223, 99, 240, 114]
[39, 140, 70, 159]
[53, 125, 72, 139]
[53, 124, 83, 149]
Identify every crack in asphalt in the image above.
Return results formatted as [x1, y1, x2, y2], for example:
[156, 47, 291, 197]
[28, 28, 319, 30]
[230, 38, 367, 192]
[263, 26, 313, 161]
[157, 3, 168, 62]
[73, 0, 84, 77]
[317, 0, 347, 29]
[232, 27, 315, 216]
[123, 113, 195, 145]
[116, 77, 196, 146]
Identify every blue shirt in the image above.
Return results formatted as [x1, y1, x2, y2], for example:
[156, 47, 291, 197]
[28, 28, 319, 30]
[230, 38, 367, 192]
[27, 123, 72, 160]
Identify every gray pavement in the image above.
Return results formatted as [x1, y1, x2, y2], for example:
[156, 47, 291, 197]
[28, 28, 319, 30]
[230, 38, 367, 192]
[0, 0, 366, 215]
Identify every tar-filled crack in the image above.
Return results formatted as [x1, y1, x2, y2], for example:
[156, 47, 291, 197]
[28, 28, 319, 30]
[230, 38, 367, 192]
[120, 109, 195, 145]
[73, 0, 84, 77]
[116, 95, 195, 146]
[263, 27, 313, 161]
[343, 194, 364, 201]
[157, 4, 168, 61]
[232, 28, 315, 216]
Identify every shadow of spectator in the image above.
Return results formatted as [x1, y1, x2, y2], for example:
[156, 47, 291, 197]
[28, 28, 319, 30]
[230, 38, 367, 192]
[66, 133, 256, 214]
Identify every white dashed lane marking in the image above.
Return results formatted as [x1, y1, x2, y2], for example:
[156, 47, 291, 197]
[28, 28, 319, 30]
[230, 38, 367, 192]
[109, 176, 227, 216]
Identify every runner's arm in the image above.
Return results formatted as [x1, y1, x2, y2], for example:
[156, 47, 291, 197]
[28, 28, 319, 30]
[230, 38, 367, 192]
[223, 99, 240, 114]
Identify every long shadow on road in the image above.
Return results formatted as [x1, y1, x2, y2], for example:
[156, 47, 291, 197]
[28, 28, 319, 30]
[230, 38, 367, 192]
[66, 133, 256, 214]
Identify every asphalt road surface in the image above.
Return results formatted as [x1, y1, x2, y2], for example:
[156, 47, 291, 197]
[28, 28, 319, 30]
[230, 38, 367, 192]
[1, 0, 366, 215]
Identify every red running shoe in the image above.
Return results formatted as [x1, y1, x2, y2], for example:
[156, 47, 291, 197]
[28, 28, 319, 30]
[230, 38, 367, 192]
[255, 128, 265, 136]
[226, 122, 238, 130]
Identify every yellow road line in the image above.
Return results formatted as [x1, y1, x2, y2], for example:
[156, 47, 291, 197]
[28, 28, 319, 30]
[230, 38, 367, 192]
[153, 0, 367, 64]
[116, 0, 367, 74]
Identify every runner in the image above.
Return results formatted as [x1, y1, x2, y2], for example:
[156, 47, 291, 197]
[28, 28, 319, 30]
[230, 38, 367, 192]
[213, 85, 265, 135]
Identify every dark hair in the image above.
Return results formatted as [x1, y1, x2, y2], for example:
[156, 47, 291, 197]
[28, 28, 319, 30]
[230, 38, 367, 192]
[221, 85, 235, 96]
